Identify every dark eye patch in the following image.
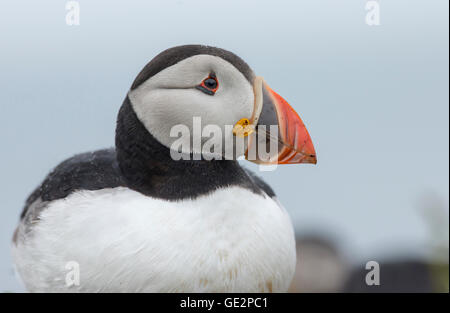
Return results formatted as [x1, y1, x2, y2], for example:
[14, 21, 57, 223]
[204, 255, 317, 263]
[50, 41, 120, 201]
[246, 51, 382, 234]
[203, 78, 217, 90]
[196, 73, 219, 95]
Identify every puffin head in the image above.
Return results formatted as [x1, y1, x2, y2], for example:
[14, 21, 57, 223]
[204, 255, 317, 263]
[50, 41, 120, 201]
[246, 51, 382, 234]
[124, 45, 316, 165]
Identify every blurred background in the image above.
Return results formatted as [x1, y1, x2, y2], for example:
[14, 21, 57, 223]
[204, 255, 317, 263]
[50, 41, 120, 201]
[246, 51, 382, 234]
[0, 0, 448, 292]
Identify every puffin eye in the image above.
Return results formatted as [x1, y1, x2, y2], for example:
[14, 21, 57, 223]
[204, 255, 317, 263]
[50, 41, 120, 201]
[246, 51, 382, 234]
[196, 75, 219, 95]
[204, 78, 217, 89]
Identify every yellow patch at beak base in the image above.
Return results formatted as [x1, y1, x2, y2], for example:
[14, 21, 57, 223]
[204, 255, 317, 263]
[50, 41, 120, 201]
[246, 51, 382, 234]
[232, 118, 255, 138]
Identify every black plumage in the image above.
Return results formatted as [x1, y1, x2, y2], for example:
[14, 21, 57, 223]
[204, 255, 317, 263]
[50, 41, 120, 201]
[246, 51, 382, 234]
[20, 45, 276, 220]
[131, 45, 255, 90]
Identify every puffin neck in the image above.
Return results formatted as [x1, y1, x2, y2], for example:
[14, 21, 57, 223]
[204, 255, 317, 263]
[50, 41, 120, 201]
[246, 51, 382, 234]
[115, 97, 260, 200]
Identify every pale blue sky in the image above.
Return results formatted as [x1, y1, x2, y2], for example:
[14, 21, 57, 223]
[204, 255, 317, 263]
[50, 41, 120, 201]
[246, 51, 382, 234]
[0, 0, 448, 291]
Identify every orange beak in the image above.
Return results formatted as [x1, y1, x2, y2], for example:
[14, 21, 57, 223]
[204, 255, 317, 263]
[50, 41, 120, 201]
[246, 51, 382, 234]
[245, 78, 317, 165]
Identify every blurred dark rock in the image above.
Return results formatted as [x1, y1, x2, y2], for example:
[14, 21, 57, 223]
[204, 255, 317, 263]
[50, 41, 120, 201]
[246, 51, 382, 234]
[343, 260, 435, 293]
[290, 235, 348, 293]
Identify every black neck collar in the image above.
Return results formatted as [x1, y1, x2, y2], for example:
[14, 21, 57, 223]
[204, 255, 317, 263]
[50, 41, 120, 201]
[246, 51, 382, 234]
[115, 97, 260, 200]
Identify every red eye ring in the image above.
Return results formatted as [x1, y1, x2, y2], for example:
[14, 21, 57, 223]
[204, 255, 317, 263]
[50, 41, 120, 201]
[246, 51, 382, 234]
[196, 74, 219, 95]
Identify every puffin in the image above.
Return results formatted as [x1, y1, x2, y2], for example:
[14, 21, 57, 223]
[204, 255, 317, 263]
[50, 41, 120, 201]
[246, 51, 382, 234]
[12, 45, 317, 292]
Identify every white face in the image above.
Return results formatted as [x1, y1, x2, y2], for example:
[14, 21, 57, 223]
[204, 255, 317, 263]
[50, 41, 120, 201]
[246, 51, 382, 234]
[128, 54, 254, 158]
